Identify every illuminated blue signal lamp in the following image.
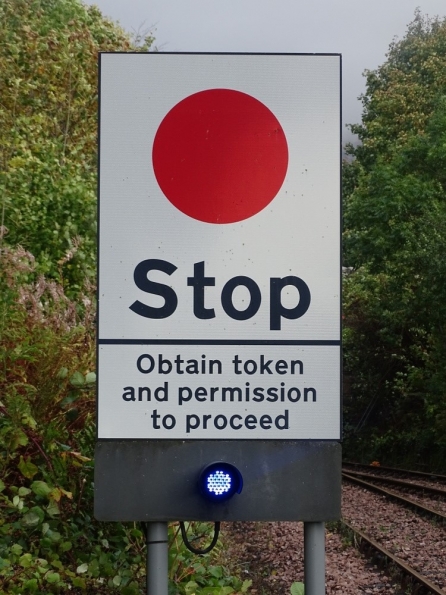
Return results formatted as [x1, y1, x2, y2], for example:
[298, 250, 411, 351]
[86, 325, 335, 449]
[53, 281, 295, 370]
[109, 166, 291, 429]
[199, 462, 243, 502]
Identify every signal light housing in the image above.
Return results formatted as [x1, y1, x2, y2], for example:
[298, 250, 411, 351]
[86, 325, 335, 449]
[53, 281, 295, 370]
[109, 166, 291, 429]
[198, 462, 243, 502]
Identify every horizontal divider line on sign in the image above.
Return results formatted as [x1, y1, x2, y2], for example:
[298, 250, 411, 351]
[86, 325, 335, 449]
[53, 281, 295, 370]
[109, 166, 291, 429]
[97, 339, 341, 346]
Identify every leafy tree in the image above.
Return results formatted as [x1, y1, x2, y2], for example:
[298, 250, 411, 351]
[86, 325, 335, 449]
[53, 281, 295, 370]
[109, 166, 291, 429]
[0, 0, 136, 292]
[350, 10, 446, 168]
[343, 12, 446, 469]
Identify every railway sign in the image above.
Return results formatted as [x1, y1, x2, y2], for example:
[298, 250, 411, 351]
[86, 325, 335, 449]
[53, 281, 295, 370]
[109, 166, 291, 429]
[98, 52, 341, 441]
[95, 53, 341, 522]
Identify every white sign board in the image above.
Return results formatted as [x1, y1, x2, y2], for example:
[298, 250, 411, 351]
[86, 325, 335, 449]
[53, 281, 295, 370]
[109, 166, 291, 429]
[98, 53, 341, 440]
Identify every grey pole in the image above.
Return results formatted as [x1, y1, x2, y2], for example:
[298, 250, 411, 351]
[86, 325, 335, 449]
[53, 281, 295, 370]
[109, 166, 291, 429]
[146, 522, 169, 595]
[304, 522, 325, 595]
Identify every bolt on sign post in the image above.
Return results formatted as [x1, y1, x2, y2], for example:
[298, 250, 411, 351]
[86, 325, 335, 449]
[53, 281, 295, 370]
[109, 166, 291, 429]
[95, 53, 342, 523]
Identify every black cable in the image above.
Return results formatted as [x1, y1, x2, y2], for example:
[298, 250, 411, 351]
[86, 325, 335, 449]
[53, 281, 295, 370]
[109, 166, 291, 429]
[179, 521, 220, 555]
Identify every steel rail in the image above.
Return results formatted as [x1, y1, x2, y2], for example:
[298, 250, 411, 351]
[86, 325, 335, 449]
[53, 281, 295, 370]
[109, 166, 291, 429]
[341, 520, 446, 595]
[342, 472, 446, 522]
[343, 469, 446, 497]
[343, 461, 446, 483]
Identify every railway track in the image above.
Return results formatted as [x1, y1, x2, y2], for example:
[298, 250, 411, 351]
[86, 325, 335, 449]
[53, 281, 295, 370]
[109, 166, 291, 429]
[343, 469, 446, 497]
[340, 520, 446, 595]
[342, 465, 446, 593]
[343, 461, 446, 486]
[342, 471, 446, 522]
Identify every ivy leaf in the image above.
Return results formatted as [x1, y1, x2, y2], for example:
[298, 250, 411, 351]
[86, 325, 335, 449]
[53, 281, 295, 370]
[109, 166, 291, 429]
[60, 541, 72, 552]
[50, 486, 73, 501]
[57, 367, 68, 379]
[69, 371, 85, 387]
[10, 544, 23, 556]
[85, 371, 96, 384]
[77, 563, 89, 574]
[51, 559, 63, 570]
[45, 528, 61, 542]
[23, 579, 38, 591]
[37, 559, 48, 568]
[184, 581, 199, 595]
[290, 582, 305, 595]
[18, 456, 38, 479]
[31, 480, 53, 498]
[10, 429, 28, 450]
[22, 506, 44, 527]
[21, 414, 37, 429]
[46, 572, 61, 584]
[19, 553, 33, 568]
[46, 500, 60, 518]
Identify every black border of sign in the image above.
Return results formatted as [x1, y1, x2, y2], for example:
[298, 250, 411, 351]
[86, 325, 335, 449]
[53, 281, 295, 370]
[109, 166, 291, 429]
[96, 52, 343, 442]
[98, 339, 340, 345]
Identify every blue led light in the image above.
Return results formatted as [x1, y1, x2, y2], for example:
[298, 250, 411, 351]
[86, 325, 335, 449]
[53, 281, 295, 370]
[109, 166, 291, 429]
[206, 470, 232, 496]
[199, 462, 243, 502]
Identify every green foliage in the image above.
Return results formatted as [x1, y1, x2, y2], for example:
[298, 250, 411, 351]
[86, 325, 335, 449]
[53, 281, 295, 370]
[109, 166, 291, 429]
[290, 583, 305, 595]
[0, 0, 135, 293]
[350, 10, 446, 167]
[0, 246, 247, 595]
[0, 247, 98, 593]
[169, 523, 252, 595]
[343, 12, 446, 469]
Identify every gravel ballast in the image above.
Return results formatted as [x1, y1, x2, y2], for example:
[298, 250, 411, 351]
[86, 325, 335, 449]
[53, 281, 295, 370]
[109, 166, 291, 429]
[225, 483, 446, 593]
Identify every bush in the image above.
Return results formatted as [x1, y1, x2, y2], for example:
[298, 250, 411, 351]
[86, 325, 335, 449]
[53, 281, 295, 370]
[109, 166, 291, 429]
[0, 246, 247, 595]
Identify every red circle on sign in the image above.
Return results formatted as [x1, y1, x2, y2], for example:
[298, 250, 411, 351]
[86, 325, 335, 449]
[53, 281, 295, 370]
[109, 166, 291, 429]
[152, 89, 288, 224]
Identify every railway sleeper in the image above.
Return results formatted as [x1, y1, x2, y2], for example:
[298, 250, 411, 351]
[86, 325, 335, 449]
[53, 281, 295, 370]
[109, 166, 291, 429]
[340, 520, 445, 595]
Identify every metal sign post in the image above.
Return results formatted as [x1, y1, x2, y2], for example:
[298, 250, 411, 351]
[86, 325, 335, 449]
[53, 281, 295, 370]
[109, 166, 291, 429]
[146, 523, 168, 595]
[304, 522, 326, 595]
[96, 52, 342, 595]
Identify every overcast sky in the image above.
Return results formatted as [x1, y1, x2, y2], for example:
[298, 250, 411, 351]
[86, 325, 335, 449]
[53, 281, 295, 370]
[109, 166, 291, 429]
[84, 0, 446, 145]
